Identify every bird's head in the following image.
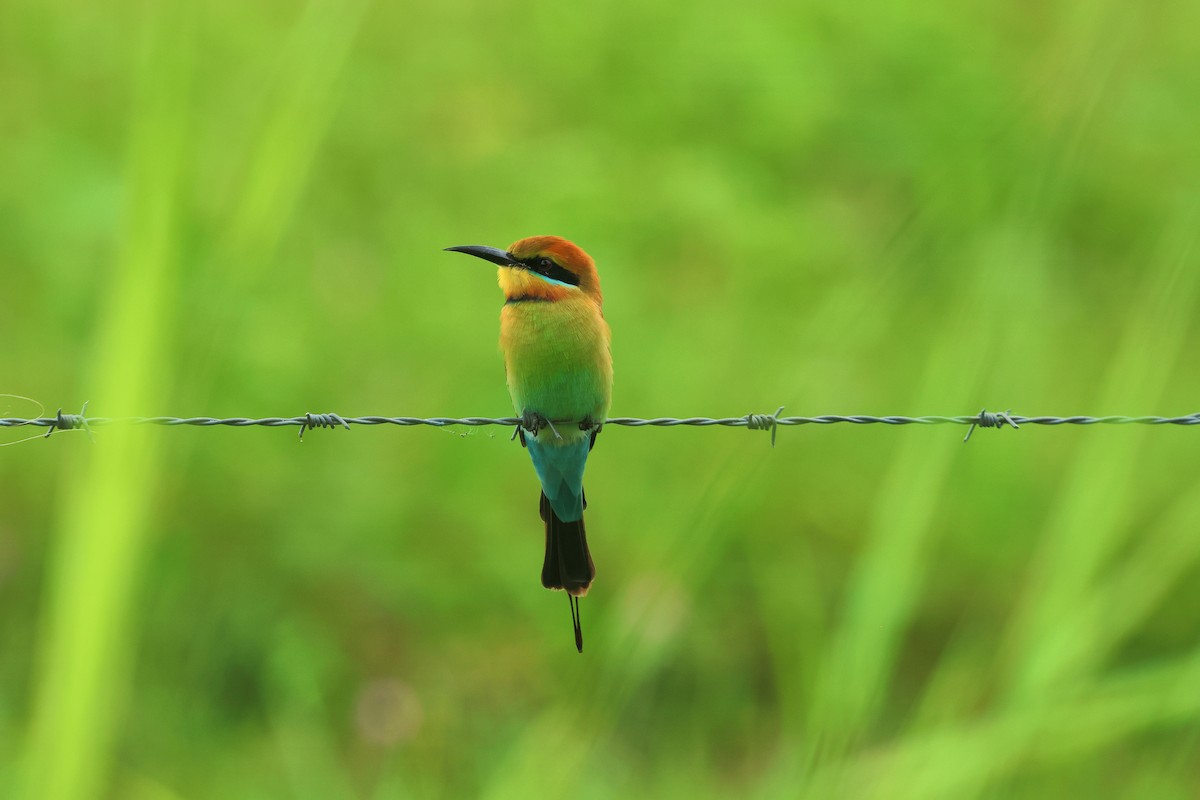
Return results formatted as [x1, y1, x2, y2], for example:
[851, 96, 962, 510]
[445, 235, 602, 305]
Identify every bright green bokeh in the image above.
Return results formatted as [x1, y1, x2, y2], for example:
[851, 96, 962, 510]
[3, 1, 1200, 798]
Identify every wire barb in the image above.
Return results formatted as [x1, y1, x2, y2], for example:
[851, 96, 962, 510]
[43, 402, 93, 442]
[298, 412, 351, 441]
[963, 408, 1019, 443]
[746, 406, 786, 447]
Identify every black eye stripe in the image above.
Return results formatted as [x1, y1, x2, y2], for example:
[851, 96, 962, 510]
[520, 256, 580, 286]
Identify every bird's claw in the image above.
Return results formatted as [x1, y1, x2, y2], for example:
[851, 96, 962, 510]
[521, 410, 562, 440]
[522, 410, 548, 436]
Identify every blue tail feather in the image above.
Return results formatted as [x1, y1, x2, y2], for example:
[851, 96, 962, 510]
[525, 436, 589, 522]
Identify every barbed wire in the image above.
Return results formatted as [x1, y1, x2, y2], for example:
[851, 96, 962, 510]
[2, 405, 1199, 446]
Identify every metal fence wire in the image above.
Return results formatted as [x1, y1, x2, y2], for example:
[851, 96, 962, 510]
[3, 404, 1199, 446]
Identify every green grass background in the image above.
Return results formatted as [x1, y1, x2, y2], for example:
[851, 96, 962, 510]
[3, 0, 1200, 797]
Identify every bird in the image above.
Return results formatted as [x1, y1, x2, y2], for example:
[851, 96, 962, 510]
[445, 236, 612, 652]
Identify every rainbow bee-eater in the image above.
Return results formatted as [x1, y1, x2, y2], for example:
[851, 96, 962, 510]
[446, 236, 612, 652]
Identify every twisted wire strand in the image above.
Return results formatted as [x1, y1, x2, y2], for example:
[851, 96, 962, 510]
[3, 407, 1200, 445]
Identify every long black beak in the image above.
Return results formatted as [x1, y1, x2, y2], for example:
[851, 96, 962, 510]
[444, 245, 520, 267]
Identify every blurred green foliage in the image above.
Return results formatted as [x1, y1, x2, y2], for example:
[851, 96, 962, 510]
[3, 0, 1200, 797]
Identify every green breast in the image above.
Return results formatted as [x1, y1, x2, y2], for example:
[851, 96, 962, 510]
[501, 297, 612, 431]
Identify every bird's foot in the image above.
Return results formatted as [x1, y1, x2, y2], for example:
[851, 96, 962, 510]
[521, 410, 562, 440]
[579, 416, 602, 451]
[521, 410, 547, 436]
